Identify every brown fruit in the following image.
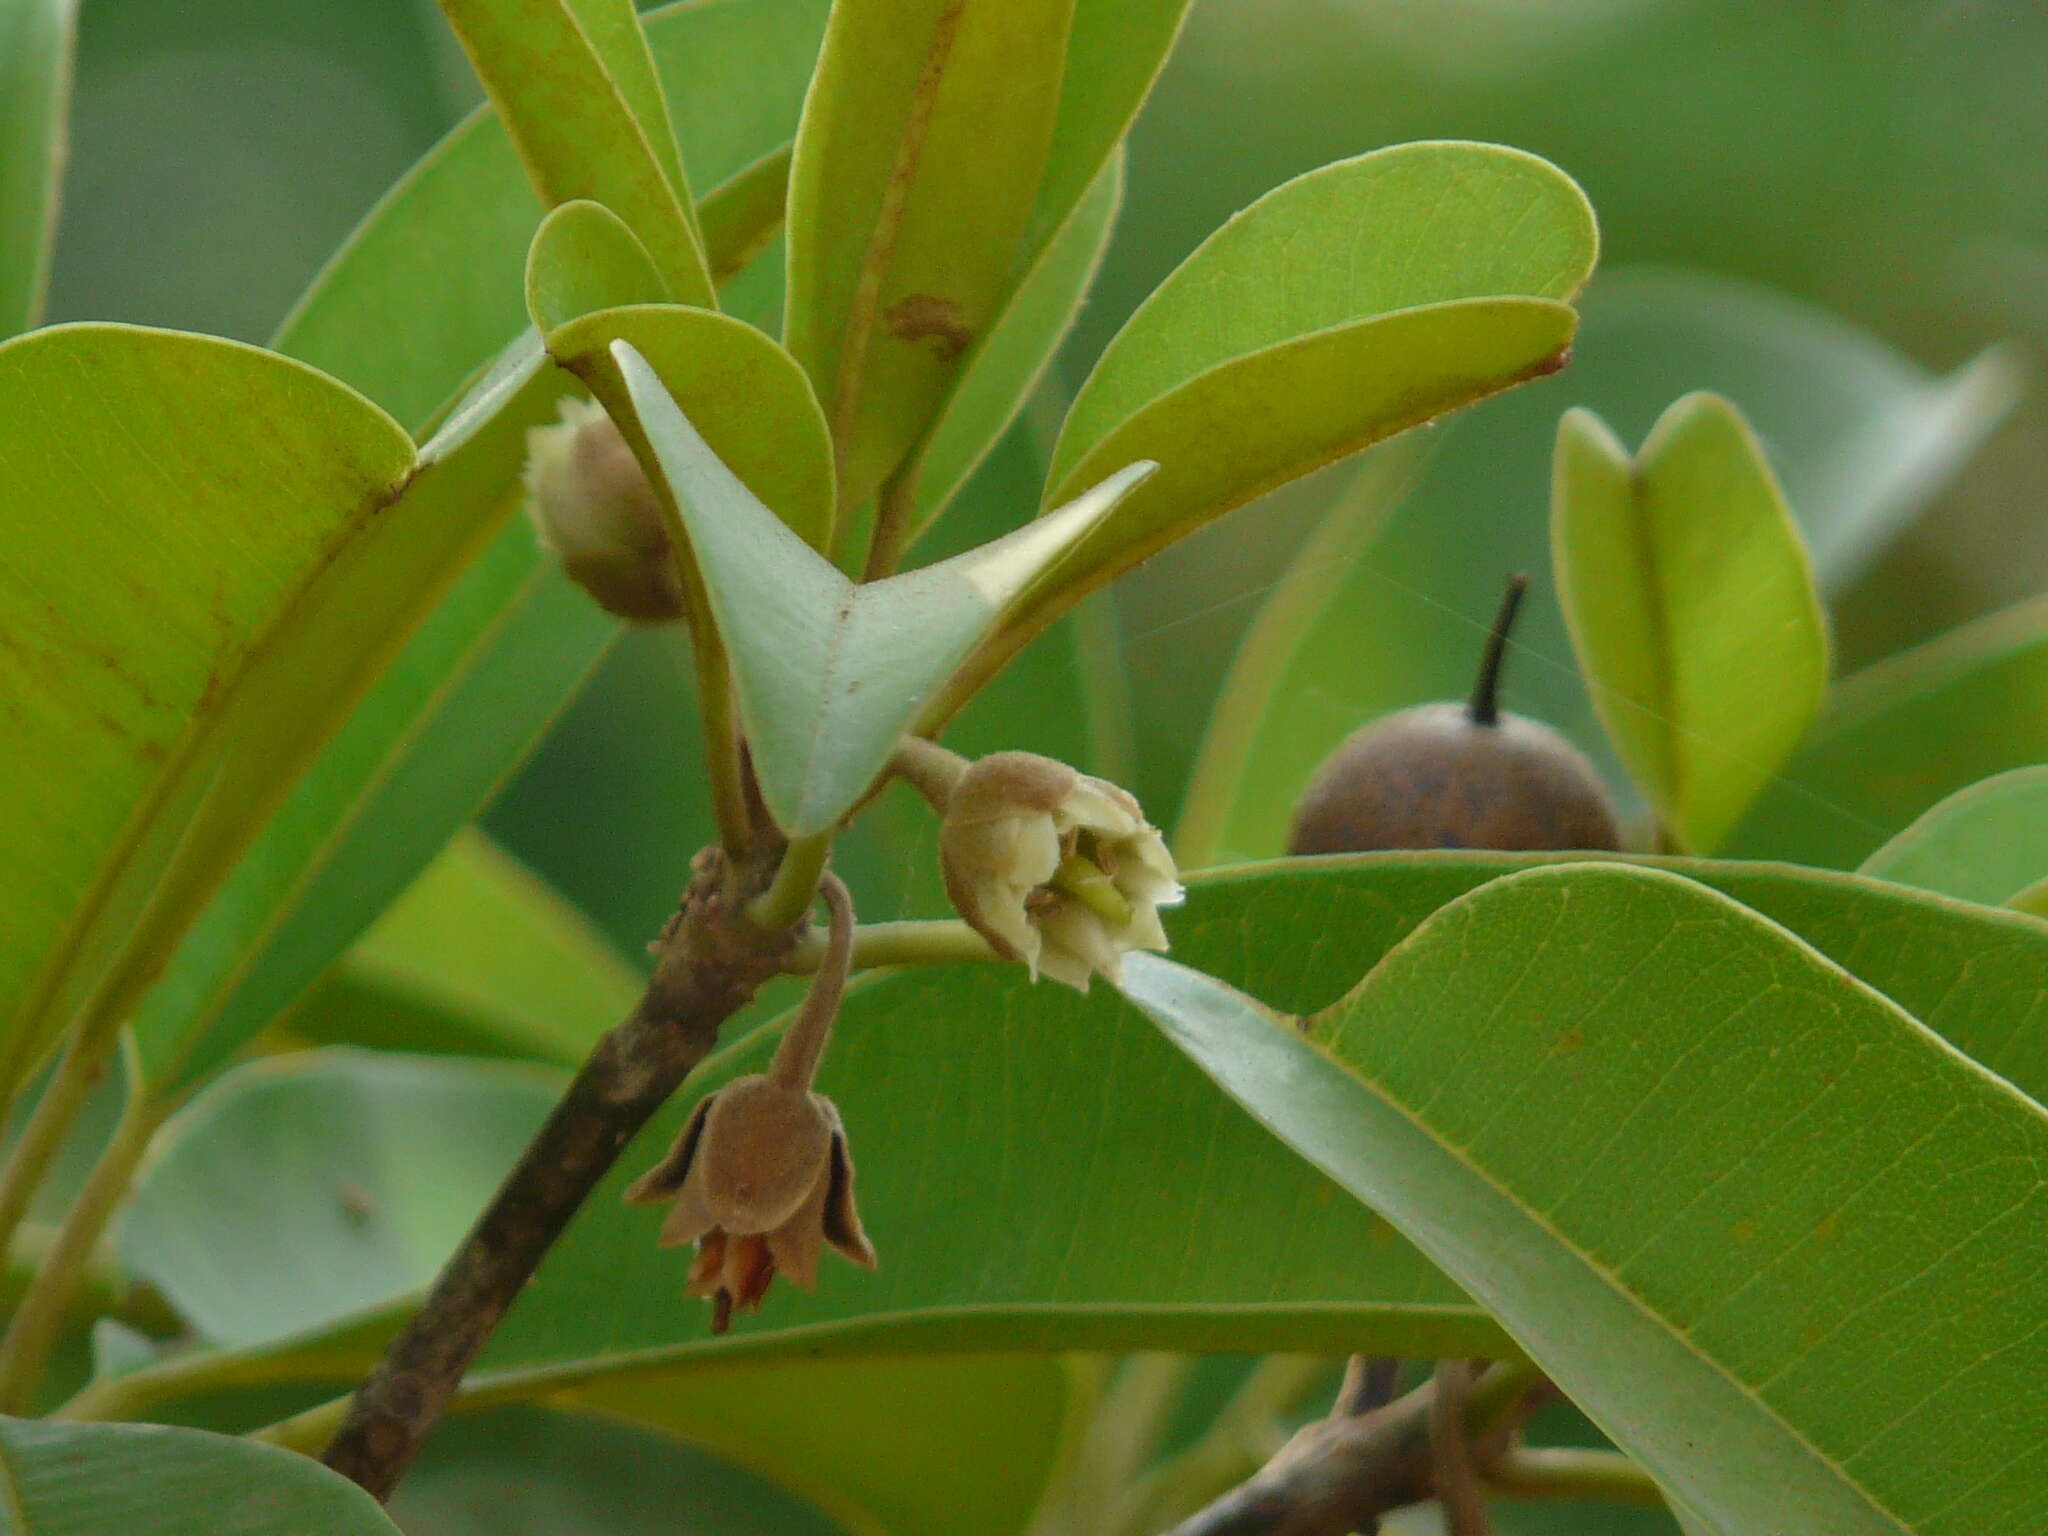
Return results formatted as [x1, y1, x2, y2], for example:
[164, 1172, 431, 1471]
[1286, 573, 1622, 855]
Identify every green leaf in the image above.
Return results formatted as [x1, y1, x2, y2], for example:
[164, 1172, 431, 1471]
[115, 1053, 1076, 1536]
[901, 152, 1125, 547]
[1857, 765, 2048, 914]
[115, 348, 594, 1095]
[286, 830, 641, 1068]
[122, 1051, 559, 1349]
[1024, 0, 1191, 258]
[1553, 394, 1829, 852]
[784, 0, 1079, 511]
[0, 0, 76, 337]
[437, 0, 711, 305]
[699, 145, 795, 288]
[549, 305, 836, 553]
[615, 340, 1155, 836]
[1121, 861, 2048, 1535]
[569, 1360, 1078, 1536]
[556, 0, 692, 228]
[0, 1416, 402, 1534]
[0, 325, 412, 1093]
[1189, 266, 2011, 867]
[1731, 592, 2048, 868]
[278, 0, 827, 427]
[114, 0, 828, 1095]
[954, 142, 1595, 718]
[1054, 143, 1596, 482]
[89, 854, 2048, 1438]
[387, 1405, 843, 1536]
[525, 199, 668, 336]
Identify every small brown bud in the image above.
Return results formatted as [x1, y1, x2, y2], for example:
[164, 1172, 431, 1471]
[524, 398, 687, 623]
[625, 875, 874, 1332]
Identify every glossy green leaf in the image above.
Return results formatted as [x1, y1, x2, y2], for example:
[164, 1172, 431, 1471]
[389, 1405, 842, 1536]
[278, 0, 827, 426]
[1192, 267, 2014, 867]
[550, 305, 836, 552]
[438, 0, 710, 305]
[1857, 765, 2048, 913]
[122, 1051, 558, 1349]
[1023, 0, 1190, 258]
[616, 340, 1154, 836]
[114, 1052, 1074, 1536]
[903, 152, 1125, 547]
[126, 369, 601, 1096]
[88, 854, 2048, 1441]
[785, 0, 1077, 511]
[570, 1360, 1078, 1536]
[1054, 143, 1596, 484]
[1553, 394, 1828, 852]
[525, 198, 668, 336]
[0, 1416, 401, 1534]
[0, 325, 412, 1093]
[558, 0, 692, 224]
[1121, 862, 2048, 1535]
[953, 142, 1594, 720]
[118, 0, 826, 1092]
[286, 830, 641, 1068]
[1731, 592, 2048, 868]
[0, 0, 76, 336]
[698, 144, 794, 287]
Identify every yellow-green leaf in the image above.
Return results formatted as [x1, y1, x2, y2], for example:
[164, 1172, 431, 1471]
[0, 0, 76, 336]
[784, 0, 1078, 513]
[550, 305, 836, 554]
[437, 0, 711, 305]
[1553, 393, 1829, 852]
[524, 199, 668, 336]
[0, 325, 413, 1093]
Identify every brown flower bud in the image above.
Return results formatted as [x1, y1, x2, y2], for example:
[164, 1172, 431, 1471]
[523, 398, 687, 624]
[938, 752, 1183, 992]
[1289, 573, 1621, 855]
[625, 875, 874, 1332]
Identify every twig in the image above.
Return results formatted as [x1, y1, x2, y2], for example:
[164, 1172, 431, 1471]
[1485, 1447, 1666, 1506]
[783, 918, 995, 973]
[319, 844, 795, 1500]
[1333, 1356, 1401, 1416]
[1429, 1361, 1490, 1536]
[1156, 1361, 1582, 1536]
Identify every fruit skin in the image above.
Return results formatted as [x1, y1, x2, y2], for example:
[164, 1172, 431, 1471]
[1287, 702, 1622, 855]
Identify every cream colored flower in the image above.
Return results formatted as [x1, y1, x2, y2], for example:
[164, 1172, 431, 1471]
[524, 397, 685, 623]
[939, 752, 1183, 992]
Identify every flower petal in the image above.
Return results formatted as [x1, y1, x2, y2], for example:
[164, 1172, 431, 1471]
[623, 1093, 715, 1206]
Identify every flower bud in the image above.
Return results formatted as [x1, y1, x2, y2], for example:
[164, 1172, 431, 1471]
[524, 398, 687, 623]
[939, 752, 1183, 993]
[625, 1076, 875, 1334]
[626, 874, 874, 1333]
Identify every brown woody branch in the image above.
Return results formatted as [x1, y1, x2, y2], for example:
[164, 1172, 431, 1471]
[320, 844, 796, 1500]
[1158, 1363, 1555, 1536]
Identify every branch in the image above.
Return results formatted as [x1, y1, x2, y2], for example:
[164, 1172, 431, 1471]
[319, 844, 795, 1500]
[1156, 1362, 1564, 1536]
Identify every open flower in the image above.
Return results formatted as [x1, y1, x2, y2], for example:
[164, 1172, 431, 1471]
[938, 751, 1183, 992]
[625, 873, 874, 1332]
[624, 1074, 875, 1334]
[524, 397, 686, 623]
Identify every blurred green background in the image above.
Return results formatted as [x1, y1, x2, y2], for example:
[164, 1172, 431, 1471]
[49, 0, 2048, 954]
[37, 5, 2047, 1525]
